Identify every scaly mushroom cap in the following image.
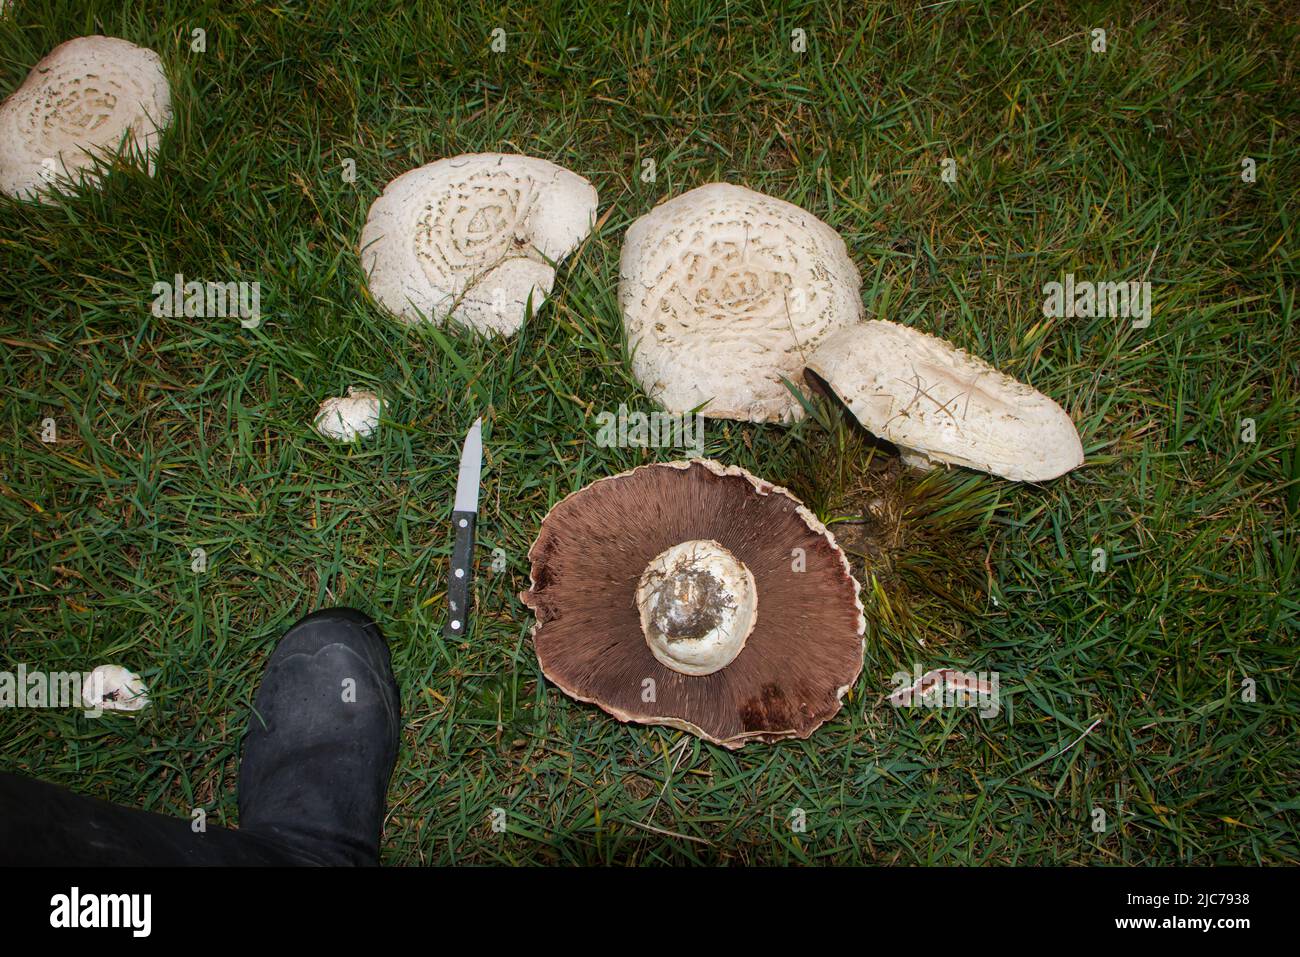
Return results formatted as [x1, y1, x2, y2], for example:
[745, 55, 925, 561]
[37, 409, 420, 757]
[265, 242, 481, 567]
[618, 183, 863, 423]
[359, 153, 597, 336]
[805, 320, 1084, 482]
[521, 459, 865, 748]
[0, 36, 172, 202]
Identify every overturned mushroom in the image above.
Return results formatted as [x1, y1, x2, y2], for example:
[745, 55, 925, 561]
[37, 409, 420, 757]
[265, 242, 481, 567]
[521, 459, 865, 748]
[805, 320, 1084, 482]
[313, 387, 382, 442]
[82, 665, 149, 712]
[0, 36, 172, 202]
[360, 153, 598, 336]
[619, 183, 862, 423]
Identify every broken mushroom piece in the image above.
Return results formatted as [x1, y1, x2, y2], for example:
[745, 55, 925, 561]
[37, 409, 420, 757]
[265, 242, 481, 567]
[313, 387, 382, 442]
[619, 183, 863, 423]
[805, 320, 1084, 482]
[521, 459, 865, 748]
[82, 665, 149, 712]
[359, 153, 598, 336]
[0, 36, 172, 202]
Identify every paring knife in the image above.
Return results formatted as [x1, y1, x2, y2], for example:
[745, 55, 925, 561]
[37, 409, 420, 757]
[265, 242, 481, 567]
[445, 417, 482, 638]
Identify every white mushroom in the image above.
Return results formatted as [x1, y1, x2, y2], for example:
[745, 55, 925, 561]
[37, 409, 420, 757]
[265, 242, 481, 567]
[636, 538, 758, 676]
[82, 665, 149, 712]
[619, 183, 862, 423]
[0, 36, 172, 202]
[313, 387, 382, 442]
[359, 153, 598, 336]
[805, 320, 1084, 482]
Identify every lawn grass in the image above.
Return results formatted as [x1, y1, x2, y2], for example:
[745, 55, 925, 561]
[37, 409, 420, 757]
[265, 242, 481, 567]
[0, 0, 1296, 864]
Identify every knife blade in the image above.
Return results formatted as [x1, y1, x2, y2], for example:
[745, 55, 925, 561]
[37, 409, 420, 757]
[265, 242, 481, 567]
[445, 417, 482, 638]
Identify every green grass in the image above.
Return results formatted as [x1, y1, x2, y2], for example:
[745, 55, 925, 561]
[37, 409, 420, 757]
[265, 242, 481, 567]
[1, 0, 1296, 864]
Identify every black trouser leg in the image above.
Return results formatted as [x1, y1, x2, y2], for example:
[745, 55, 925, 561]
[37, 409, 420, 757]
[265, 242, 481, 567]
[0, 771, 309, 865]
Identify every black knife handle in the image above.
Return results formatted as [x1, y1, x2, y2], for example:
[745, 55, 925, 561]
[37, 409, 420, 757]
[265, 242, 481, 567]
[445, 509, 476, 638]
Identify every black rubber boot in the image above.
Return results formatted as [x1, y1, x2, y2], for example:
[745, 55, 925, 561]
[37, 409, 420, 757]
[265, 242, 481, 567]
[238, 608, 401, 866]
[0, 607, 400, 866]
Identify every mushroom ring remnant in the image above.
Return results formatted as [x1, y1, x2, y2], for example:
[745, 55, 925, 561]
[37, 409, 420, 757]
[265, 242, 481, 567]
[637, 539, 757, 676]
[0, 36, 172, 202]
[521, 459, 865, 748]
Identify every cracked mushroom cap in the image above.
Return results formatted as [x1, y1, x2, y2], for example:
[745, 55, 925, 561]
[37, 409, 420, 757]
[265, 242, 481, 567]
[618, 183, 863, 423]
[0, 36, 172, 202]
[359, 153, 598, 336]
[520, 459, 865, 748]
[805, 320, 1084, 482]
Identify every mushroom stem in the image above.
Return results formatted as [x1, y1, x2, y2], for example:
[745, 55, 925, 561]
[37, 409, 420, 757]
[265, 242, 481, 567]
[636, 539, 757, 676]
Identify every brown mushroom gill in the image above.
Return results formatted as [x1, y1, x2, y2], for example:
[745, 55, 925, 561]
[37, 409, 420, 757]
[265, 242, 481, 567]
[522, 460, 864, 748]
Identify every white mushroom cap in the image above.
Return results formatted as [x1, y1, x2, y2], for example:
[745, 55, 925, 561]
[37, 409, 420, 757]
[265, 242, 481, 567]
[313, 387, 382, 442]
[0, 36, 172, 202]
[82, 665, 149, 712]
[359, 153, 598, 336]
[805, 320, 1084, 482]
[636, 539, 757, 676]
[619, 183, 863, 423]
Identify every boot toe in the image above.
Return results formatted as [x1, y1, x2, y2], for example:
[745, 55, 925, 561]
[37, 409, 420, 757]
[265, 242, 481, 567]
[238, 607, 401, 865]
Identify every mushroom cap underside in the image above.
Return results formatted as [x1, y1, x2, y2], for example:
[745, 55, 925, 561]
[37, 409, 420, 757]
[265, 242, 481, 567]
[521, 459, 865, 748]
